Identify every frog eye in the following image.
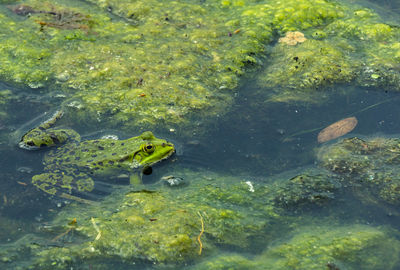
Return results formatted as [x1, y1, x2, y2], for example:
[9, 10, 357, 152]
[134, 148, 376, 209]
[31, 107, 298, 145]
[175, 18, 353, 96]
[143, 143, 155, 154]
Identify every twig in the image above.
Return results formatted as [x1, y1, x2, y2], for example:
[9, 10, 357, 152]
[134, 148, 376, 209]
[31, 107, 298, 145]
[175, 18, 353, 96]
[91, 217, 101, 241]
[197, 211, 204, 255]
[51, 227, 73, 242]
[51, 218, 76, 242]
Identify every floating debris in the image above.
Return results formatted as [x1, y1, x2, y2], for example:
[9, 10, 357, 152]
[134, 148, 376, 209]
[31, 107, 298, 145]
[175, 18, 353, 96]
[317, 117, 358, 143]
[278, 31, 307, 46]
[17, 181, 28, 186]
[245, 181, 255, 192]
[161, 175, 185, 187]
[52, 217, 77, 242]
[8, 4, 36, 16]
[17, 166, 33, 174]
[91, 217, 101, 241]
[8, 4, 93, 32]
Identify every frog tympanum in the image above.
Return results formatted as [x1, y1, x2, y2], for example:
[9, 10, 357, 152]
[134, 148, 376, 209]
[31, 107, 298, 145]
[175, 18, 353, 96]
[19, 111, 175, 200]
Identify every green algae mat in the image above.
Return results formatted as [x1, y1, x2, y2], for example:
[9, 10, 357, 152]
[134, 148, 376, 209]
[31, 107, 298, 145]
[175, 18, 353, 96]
[0, 0, 399, 133]
[2, 164, 400, 269]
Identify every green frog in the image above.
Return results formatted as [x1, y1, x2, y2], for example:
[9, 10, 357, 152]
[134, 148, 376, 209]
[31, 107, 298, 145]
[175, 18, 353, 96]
[19, 111, 175, 201]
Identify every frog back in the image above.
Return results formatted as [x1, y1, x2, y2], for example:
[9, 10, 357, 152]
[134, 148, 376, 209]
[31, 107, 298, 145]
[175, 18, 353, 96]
[44, 137, 144, 175]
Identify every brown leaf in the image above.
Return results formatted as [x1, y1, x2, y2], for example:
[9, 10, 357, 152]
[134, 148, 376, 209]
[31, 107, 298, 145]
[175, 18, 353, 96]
[318, 117, 358, 143]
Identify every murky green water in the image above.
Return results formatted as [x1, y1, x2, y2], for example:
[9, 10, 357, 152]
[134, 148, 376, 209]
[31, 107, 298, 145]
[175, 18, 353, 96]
[1, 0, 400, 269]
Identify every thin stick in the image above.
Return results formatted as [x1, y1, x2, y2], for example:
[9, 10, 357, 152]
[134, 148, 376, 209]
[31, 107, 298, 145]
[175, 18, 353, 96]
[197, 211, 204, 255]
[51, 227, 73, 242]
[91, 217, 101, 241]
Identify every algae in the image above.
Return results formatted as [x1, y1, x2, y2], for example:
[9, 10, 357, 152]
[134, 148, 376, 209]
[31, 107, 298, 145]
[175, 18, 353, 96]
[317, 136, 400, 207]
[193, 224, 400, 270]
[0, 0, 399, 133]
[257, 1, 400, 103]
[23, 169, 283, 267]
[0, 0, 273, 133]
[258, 224, 400, 270]
[23, 165, 362, 268]
[273, 170, 341, 209]
[1, 163, 400, 268]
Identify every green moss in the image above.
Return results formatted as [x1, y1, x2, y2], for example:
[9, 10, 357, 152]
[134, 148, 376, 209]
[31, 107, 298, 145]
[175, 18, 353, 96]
[1, 0, 400, 131]
[0, 0, 275, 133]
[259, 39, 356, 91]
[256, 2, 400, 102]
[317, 137, 373, 175]
[27, 168, 285, 265]
[317, 136, 400, 206]
[34, 247, 75, 269]
[273, 171, 340, 208]
[258, 225, 400, 270]
[193, 253, 257, 270]
[269, 0, 343, 33]
[193, 224, 400, 270]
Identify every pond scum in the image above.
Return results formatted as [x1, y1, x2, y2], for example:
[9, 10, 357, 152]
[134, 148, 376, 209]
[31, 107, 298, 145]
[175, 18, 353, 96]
[0, 0, 399, 133]
[0, 0, 400, 269]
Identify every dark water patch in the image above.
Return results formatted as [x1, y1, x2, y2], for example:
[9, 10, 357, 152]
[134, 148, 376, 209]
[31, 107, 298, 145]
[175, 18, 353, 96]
[180, 83, 400, 178]
[363, 0, 400, 24]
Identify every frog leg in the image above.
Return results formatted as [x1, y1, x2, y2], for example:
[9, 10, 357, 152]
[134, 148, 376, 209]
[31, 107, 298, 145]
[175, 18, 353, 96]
[32, 171, 73, 196]
[129, 172, 142, 185]
[19, 109, 81, 150]
[32, 170, 96, 199]
[58, 193, 98, 205]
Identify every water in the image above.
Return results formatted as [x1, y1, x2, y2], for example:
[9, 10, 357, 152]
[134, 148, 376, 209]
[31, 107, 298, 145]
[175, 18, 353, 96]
[1, 0, 400, 269]
[2, 78, 400, 268]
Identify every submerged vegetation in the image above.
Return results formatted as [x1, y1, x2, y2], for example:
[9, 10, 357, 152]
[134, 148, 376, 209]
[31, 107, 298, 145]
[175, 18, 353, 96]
[318, 136, 400, 207]
[2, 164, 400, 269]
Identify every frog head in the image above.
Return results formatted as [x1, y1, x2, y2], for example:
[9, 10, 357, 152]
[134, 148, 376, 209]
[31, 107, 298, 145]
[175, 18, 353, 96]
[133, 131, 175, 168]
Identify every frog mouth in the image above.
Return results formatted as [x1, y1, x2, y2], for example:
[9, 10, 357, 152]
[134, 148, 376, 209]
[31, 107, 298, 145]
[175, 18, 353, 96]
[18, 140, 40, 150]
[141, 146, 175, 175]
[152, 143, 176, 163]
